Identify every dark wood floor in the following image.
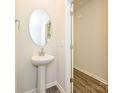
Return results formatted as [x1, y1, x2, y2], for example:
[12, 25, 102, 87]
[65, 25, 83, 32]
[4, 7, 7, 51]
[73, 68, 108, 93]
[46, 86, 61, 93]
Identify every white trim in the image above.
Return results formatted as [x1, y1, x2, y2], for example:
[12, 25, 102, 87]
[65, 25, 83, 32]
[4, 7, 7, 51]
[74, 66, 108, 85]
[24, 88, 38, 93]
[46, 81, 57, 89]
[56, 82, 65, 93]
[24, 81, 65, 93]
[65, 0, 72, 93]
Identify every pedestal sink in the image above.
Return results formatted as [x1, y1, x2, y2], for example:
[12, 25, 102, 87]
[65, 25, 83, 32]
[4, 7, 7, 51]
[31, 54, 54, 93]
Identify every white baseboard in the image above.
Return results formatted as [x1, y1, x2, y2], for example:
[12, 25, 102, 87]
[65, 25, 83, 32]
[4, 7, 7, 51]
[74, 66, 108, 85]
[56, 82, 65, 93]
[24, 81, 65, 93]
[24, 88, 38, 93]
[46, 81, 57, 89]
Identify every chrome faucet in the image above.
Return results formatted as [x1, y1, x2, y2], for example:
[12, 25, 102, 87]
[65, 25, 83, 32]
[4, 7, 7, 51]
[38, 48, 45, 56]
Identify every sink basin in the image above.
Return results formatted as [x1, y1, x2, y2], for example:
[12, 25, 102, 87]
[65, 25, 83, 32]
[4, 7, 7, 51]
[31, 54, 54, 66]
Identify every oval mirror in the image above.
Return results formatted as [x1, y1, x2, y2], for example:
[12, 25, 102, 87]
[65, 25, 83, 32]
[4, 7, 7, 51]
[29, 9, 52, 47]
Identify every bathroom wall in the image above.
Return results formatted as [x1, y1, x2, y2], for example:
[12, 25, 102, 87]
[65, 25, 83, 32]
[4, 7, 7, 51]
[74, 0, 108, 81]
[15, 0, 65, 93]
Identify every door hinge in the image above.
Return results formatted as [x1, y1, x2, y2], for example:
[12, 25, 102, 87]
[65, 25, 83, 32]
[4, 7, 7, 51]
[70, 44, 73, 49]
[70, 78, 74, 83]
[70, 11, 74, 16]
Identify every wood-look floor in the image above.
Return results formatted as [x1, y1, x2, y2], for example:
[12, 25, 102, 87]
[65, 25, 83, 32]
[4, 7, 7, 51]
[73, 68, 108, 93]
[46, 86, 61, 93]
[46, 68, 108, 93]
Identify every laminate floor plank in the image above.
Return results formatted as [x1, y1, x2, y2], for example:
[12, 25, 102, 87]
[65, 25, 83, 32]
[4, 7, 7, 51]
[46, 86, 61, 93]
[73, 68, 108, 93]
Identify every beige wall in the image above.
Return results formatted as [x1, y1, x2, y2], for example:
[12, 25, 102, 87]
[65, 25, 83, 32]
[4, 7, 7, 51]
[15, 0, 65, 93]
[74, 0, 108, 81]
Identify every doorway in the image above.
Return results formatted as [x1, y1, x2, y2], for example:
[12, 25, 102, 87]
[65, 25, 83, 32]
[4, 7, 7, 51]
[65, 0, 108, 93]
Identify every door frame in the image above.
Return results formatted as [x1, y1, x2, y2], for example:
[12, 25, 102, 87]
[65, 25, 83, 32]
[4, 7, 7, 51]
[65, 0, 74, 93]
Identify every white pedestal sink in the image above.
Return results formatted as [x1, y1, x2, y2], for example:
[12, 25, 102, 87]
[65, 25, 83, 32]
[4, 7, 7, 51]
[31, 54, 54, 93]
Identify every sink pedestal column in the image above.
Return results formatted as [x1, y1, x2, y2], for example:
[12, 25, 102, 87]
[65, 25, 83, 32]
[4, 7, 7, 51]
[38, 66, 46, 93]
